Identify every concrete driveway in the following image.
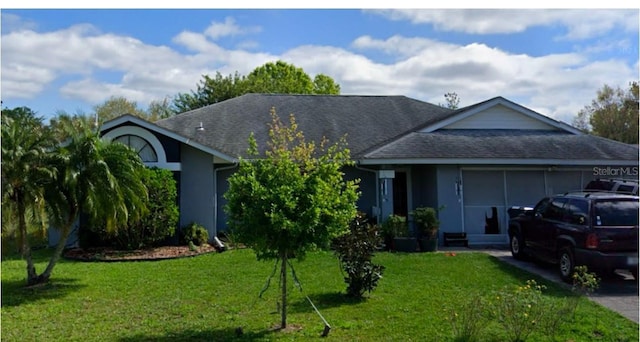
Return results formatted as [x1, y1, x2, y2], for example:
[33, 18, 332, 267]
[482, 248, 639, 323]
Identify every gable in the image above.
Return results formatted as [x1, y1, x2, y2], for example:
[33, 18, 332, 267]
[442, 104, 559, 130]
[418, 97, 582, 135]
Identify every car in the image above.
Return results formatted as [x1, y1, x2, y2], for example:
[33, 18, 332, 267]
[584, 178, 638, 195]
[508, 191, 639, 282]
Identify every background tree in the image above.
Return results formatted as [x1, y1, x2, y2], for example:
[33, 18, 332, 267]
[224, 109, 359, 329]
[172, 72, 248, 113]
[313, 74, 341, 94]
[147, 97, 175, 122]
[94, 96, 148, 123]
[573, 82, 639, 144]
[50, 96, 174, 141]
[172, 61, 341, 112]
[440, 92, 460, 109]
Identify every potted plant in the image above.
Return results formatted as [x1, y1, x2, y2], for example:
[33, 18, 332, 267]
[410, 207, 440, 252]
[382, 214, 416, 252]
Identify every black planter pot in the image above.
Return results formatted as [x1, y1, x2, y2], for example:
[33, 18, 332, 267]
[419, 238, 438, 252]
[393, 237, 417, 252]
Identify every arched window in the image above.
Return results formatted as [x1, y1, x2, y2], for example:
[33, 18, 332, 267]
[114, 134, 158, 162]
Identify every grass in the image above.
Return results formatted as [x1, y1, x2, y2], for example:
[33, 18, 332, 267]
[2, 248, 638, 341]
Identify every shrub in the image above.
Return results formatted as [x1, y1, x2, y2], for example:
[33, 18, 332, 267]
[488, 280, 548, 342]
[447, 292, 487, 342]
[89, 167, 179, 250]
[182, 222, 209, 246]
[381, 214, 408, 238]
[332, 212, 385, 298]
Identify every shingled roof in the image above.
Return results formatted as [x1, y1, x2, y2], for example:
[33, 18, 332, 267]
[105, 93, 637, 166]
[362, 129, 639, 164]
[154, 93, 453, 159]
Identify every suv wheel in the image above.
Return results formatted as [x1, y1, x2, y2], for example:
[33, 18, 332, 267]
[559, 247, 575, 282]
[510, 233, 527, 260]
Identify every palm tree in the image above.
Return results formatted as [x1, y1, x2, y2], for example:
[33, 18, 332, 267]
[1, 107, 57, 284]
[38, 121, 149, 284]
[2, 107, 149, 285]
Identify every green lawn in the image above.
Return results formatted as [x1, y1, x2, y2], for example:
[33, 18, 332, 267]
[2, 248, 638, 341]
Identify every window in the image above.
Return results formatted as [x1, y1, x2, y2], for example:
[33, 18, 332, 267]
[594, 200, 639, 226]
[564, 199, 589, 225]
[543, 198, 567, 221]
[114, 135, 158, 162]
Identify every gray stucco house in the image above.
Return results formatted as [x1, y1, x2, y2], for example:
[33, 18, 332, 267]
[93, 94, 639, 246]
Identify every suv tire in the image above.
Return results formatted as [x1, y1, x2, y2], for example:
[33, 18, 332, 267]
[559, 246, 575, 283]
[510, 232, 527, 260]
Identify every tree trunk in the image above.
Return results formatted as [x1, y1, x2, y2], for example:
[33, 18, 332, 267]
[38, 210, 77, 285]
[17, 198, 38, 286]
[280, 250, 287, 329]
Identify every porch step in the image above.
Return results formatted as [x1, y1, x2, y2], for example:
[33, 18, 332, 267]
[443, 232, 468, 247]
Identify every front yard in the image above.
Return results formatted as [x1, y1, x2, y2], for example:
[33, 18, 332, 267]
[2, 248, 638, 341]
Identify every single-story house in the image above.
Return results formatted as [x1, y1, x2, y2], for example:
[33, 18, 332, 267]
[51, 93, 639, 247]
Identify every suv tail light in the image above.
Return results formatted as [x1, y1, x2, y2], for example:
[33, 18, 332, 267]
[585, 233, 599, 249]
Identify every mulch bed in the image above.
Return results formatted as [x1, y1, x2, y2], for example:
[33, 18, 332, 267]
[63, 244, 218, 262]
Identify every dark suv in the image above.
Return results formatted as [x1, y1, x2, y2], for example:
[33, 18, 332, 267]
[508, 191, 639, 281]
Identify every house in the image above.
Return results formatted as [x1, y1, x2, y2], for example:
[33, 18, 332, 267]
[53, 93, 639, 247]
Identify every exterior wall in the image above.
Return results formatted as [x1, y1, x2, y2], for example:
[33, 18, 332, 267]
[214, 165, 237, 234]
[444, 104, 557, 130]
[180, 144, 215, 239]
[345, 166, 378, 223]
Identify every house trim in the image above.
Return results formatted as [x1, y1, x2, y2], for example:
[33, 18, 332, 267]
[102, 125, 181, 171]
[101, 115, 238, 163]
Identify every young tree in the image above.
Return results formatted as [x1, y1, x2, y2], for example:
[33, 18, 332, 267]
[574, 82, 639, 144]
[224, 108, 359, 328]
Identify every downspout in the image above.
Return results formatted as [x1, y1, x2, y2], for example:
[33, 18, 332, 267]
[355, 162, 381, 224]
[213, 162, 238, 250]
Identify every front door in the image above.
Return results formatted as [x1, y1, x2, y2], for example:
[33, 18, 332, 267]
[393, 171, 408, 217]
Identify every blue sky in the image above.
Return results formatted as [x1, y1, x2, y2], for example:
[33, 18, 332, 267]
[1, 6, 638, 125]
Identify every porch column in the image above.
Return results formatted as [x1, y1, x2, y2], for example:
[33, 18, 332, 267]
[379, 170, 395, 221]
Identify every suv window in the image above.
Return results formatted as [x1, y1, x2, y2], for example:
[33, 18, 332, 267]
[544, 198, 568, 221]
[533, 198, 550, 216]
[564, 199, 589, 225]
[593, 199, 639, 226]
[616, 184, 636, 194]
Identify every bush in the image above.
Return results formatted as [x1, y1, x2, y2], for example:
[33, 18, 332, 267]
[182, 222, 209, 246]
[332, 212, 385, 298]
[88, 167, 179, 250]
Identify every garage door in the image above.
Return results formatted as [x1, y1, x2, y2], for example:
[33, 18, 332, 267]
[461, 169, 594, 243]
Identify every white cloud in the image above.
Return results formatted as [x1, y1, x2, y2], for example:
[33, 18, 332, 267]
[203, 16, 261, 40]
[1, 12, 636, 125]
[369, 9, 639, 40]
[0, 12, 38, 32]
